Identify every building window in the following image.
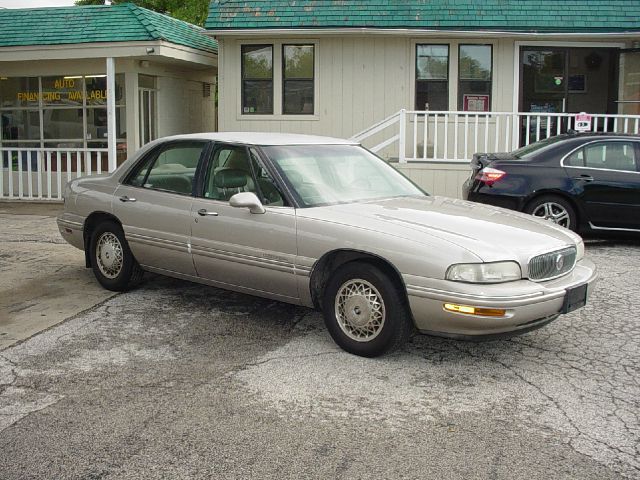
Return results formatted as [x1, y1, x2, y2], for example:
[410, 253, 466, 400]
[283, 44, 314, 115]
[0, 74, 125, 150]
[241, 44, 273, 114]
[458, 45, 492, 111]
[415, 44, 449, 111]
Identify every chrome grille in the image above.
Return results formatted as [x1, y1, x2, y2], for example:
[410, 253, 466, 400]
[528, 247, 577, 281]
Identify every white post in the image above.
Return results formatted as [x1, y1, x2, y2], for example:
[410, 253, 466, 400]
[106, 57, 117, 172]
[398, 109, 406, 164]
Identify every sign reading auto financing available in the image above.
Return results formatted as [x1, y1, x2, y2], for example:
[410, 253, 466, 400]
[574, 112, 592, 132]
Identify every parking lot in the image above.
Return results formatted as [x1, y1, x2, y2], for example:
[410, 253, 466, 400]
[0, 204, 639, 479]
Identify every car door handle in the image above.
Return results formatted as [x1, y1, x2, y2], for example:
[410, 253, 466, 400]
[119, 195, 136, 202]
[572, 175, 594, 182]
[197, 208, 219, 217]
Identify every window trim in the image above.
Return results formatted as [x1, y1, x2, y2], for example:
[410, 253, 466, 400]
[122, 139, 209, 196]
[241, 44, 274, 115]
[410, 39, 498, 112]
[0, 74, 126, 150]
[237, 40, 319, 120]
[457, 43, 493, 112]
[282, 43, 315, 115]
[415, 43, 450, 111]
[560, 139, 640, 174]
[197, 141, 294, 207]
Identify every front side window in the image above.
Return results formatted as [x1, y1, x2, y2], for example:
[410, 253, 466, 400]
[242, 45, 273, 114]
[583, 142, 638, 171]
[283, 44, 314, 115]
[416, 44, 449, 111]
[458, 44, 492, 111]
[127, 141, 206, 195]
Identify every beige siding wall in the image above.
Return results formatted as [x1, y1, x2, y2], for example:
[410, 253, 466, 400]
[219, 36, 413, 136]
[216, 35, 635, 196]
[218, 36, 523, 138]
[156, 76, 215, 138]
[394, 162, 471, 198]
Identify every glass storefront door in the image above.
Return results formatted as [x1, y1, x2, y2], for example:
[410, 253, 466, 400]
[521, 48, 567, 116]
[519, 46, 617, 142]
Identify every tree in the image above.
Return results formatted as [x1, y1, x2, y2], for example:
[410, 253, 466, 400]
[74, 0, 210, 27]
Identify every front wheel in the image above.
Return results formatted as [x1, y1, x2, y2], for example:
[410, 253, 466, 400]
[525, 195, 578, 232]
[322, 262, 414, 357]
[89, 220, 143, 291]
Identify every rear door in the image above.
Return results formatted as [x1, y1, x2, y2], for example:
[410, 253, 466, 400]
[113, 140, 208, 275]
[563, 140, 640, 230]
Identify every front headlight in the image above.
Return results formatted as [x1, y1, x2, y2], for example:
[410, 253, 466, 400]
[446, 261, 522, 283]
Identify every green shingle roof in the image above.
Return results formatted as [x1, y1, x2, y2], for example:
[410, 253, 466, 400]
[0, 3, 217, 53]
[205, 0, 640, 33]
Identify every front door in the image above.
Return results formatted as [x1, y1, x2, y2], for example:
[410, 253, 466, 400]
[190, 143, 299, 301]
[563, 139, 640, 230]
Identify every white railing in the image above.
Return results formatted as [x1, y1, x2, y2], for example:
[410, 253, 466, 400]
[1, 147, 109, 201]
[351, 109, 640, 163]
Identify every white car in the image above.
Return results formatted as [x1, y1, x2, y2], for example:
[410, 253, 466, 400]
[58, 133, 597, 357]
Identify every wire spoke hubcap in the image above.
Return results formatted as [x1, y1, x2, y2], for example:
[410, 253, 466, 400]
[96, 232, 123, 279]
[532, 202, 571, 228]
[335, 279, 386, 342]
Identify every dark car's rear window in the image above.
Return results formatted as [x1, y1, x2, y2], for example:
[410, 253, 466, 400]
[511, 136, 568, 159]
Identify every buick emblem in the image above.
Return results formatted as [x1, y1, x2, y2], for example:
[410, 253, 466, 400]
[555, 254, 565, 271]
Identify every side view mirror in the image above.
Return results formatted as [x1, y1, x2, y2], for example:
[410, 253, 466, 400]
[229, 192, 266, 214]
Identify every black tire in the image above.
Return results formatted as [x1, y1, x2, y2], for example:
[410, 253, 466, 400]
[524, 195, 578, 232]
[89, 220, 144, 292]
[321, 262, 414, 357]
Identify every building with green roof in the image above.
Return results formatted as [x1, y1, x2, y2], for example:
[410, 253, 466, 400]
[206, 1, 640, 195]
[0, 3, 218, 192]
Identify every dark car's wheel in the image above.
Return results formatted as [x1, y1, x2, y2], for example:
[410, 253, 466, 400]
[322, 262, 414, 357]
[525, 195, 578, 231]
[90, 220, 143, 291]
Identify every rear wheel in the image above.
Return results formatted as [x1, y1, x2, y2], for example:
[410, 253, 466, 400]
[90, 220, 143, 291]
[322, 262, 413, 357]
[525, 195, 577, 231]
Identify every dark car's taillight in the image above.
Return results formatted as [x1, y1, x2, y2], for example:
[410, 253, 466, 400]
[475, 167, 506, 186]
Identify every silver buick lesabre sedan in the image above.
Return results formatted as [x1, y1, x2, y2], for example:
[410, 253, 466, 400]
[58, 133, 597, 357]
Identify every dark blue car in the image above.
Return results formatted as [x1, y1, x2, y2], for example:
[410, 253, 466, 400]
[463, 133, 640, 233]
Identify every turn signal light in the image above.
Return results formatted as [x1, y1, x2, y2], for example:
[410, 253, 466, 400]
[443, 303, 507, 317]
[475, 167, 506, 185]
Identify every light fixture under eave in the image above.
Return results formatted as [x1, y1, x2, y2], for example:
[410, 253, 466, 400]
[146, 47, 155, 54]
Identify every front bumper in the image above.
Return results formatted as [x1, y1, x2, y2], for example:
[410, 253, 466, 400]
[404, 258, 597, 339]
[57, 213, 85, 250]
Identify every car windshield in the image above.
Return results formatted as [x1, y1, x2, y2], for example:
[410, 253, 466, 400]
[261, 144, 426, 207]
[511, 135, 568, 159]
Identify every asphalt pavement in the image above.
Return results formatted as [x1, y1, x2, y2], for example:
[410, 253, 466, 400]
[0, 204, 638, 479]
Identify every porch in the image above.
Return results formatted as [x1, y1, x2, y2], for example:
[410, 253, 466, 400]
[352, 109, 640, 197]
[1, 147, 108, 201]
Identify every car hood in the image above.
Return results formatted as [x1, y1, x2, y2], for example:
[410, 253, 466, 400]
[300, 196, 580, 263]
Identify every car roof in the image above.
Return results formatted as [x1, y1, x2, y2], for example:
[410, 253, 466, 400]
[560, 132, 640, 141]
[156, 132, 360, 146]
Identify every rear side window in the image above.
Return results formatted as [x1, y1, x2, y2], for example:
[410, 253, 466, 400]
[565, 149, 584, 167]
[126, 142, 206, 195]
